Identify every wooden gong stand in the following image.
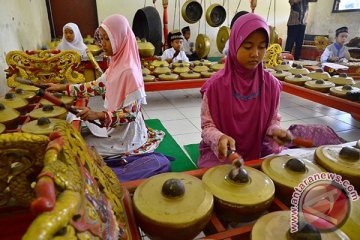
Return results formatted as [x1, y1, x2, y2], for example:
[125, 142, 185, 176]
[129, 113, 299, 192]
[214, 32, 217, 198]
[162, 0, 169, 50]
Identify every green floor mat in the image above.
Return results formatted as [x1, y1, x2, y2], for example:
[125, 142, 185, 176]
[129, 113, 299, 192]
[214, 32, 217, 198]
[208, 56, 222, 62]
[145, 119, 198, 172]
[184, 143, 200, 166]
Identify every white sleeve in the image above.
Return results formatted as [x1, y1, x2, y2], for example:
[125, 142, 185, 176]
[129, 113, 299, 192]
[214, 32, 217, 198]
[222, 40, 229, 55]
[161, 49, 169, 61]
[179, 51, 190, 62]
[344, 47, 351, 60]
[320, 47, 332, 63]
[182, 40, 190, 55]
[173, 51, 190, 63]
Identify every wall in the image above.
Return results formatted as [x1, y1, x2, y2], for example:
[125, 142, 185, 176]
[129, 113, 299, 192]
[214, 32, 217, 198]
[0, 0, 51, 96]
[96, 0, 292, 57]
[307, 0, 360, 41]
[96, 0, 360, 55]
[0, 0, 358, 96]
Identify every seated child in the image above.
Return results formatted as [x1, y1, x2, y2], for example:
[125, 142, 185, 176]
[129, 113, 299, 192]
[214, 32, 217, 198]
[161, 30, 189, 64]
[320, 26, 351, 63]
[93, 26, 102, 47]
[57, 22, 88, 59]
[181, 26, 198, 61]
[199, 13, 289, 168]
[47, 15, 164, 157]
[166, 32, 172, 49]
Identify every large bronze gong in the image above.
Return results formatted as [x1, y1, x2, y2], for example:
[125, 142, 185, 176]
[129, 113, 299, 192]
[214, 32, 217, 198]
[202, 165, 275, 222]
[195, 34, 210, 59]
[216, 26, 230, 53]
[132, 6, 162, 55]
[206, 4, 226, 27]
[252, 211, 350, 240]
[182, 0, 203, 24]
[133, 172, 213, 240]
[315, 145, 360, 189]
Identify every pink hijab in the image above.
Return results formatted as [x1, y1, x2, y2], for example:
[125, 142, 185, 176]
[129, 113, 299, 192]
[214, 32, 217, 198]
[101, 15, 145, 112]
[199, 13, 282, 166]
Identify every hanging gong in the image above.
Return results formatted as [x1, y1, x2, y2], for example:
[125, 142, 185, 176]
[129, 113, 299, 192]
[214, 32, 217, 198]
[195, 34, 210, 59]
[132, 7, 162, 55]
[206, 4, 226, 27]
[182, 0, 203, 24]
[216, 26, 230, 53]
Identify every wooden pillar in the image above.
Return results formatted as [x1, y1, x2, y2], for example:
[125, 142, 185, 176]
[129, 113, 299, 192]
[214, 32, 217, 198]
[162, 0, 169, 50]
[250, 0, 257, 13]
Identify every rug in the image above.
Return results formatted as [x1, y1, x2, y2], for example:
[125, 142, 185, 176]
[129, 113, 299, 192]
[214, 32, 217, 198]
[208, 57, 222, 62]
[184, 143, 200, 167]
[145, 119, 198, 172]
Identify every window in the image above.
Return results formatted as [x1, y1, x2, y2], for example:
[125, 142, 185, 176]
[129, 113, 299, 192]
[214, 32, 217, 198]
[332, 0, 360, 12]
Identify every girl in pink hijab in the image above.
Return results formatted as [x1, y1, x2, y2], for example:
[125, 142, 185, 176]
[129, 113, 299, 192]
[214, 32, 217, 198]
[48, 15, 164, 157]
[199, 13, 290, 168]
[57, 23, 88, 59]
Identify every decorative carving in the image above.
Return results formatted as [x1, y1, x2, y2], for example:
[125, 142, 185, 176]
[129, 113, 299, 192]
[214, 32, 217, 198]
[314, 36, 330, 51]
[264, 43, 283, 68]
[5, 50, 85, 88]
[23, 122, 132, 239]
[0, 133, 49, 206]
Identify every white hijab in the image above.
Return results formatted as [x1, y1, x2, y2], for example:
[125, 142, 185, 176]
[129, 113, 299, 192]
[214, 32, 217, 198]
[57, 23, 87, 58]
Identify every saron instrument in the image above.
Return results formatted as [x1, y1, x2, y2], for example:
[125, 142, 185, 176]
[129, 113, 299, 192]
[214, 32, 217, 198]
[133, 172, 213, 240]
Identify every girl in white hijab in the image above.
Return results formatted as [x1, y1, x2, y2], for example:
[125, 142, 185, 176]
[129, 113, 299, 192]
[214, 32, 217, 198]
[57, 23, 88, 59]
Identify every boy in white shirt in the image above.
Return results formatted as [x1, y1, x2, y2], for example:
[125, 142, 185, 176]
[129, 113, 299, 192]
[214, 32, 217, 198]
[181, 26, 198, 60]
[320, 26, 351, 63]
[161, 30, 190, 64]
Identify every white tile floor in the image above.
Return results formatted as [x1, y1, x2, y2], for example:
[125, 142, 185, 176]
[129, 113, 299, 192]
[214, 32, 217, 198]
[88, 88, 360, 156]
[141, 88, 360, 153]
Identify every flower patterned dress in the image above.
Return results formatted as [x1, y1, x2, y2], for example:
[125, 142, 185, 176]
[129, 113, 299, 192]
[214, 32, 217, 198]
[67, 74, 165, 157]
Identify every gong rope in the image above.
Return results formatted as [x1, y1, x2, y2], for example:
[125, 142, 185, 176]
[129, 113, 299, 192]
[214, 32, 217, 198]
[227, 0, 230, 26]
[173, 0, 177, 30]
[266, 0, 272, 22]
[178, 0, 181, 29]
[223, 0, 230, 26]
[267, 0, 276, 28]
[274, 0, 276, 28]
[197, 0, 203, 36]
[235, 0, 242, 13]
[204, 0, 207, 35]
